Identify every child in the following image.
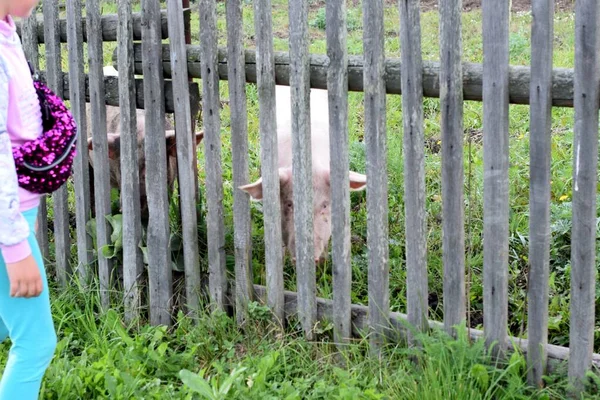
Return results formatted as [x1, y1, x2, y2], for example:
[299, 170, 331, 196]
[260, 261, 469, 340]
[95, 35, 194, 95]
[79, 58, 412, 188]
[0, 0, 58, 398]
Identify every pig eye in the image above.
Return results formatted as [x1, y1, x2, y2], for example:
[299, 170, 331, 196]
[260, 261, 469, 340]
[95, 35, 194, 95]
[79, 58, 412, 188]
[322, 202, 329, 209]
[286, 201, 293, 209]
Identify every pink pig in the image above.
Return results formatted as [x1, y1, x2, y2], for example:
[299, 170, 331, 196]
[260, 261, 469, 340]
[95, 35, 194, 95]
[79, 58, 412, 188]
[239, 85, 367, 263]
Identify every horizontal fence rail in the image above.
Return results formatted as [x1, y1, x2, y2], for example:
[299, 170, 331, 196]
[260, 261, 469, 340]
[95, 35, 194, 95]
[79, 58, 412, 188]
[15, 9, 188, 43]
[113, 44, 584, 107]
[35, 72, 200, 114]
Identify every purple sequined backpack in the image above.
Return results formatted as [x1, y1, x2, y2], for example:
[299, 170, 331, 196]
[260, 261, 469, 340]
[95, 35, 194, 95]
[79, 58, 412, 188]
[12, 64, 78, 194]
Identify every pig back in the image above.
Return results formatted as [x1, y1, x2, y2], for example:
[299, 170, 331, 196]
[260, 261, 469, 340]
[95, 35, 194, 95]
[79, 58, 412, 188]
[275, 85, 331, 170]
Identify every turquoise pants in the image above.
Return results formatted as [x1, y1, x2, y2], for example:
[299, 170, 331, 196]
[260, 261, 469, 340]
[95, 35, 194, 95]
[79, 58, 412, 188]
[0, 207, 56, 399]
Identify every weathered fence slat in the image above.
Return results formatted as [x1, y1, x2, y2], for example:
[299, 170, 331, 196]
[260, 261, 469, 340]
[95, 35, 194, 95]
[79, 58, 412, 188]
[66, 0, 93, 284]
[400, 0, 428, 337]
[439, 0, 465, 335]
[16, 9, 183, 43]
[363, 0, 390, 351]
[118, 0, 145, 324]
[326, 0, 352, 345]
[527, 0, 554, 387]
[166, 0, 201, 318]
[199, 0, 227, 311]
[21, 10, 38, 64]
[253, 0, 285, 325]
[141, 0, 173, 326]
[87, 0, 113, 308]
[226, 0, 253, 325]
[44, 0, 71, 287]
[289, 0, 317, 341]
[568, 0, 600, 391]
[482, 0, 510, 356]
[121, 44, 590, 109]
[20, 8, 49, 262]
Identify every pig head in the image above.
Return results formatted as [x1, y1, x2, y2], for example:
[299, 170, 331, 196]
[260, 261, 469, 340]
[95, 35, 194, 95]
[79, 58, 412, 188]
[239, 85, 366, 263]
[86, 104, 203, 222]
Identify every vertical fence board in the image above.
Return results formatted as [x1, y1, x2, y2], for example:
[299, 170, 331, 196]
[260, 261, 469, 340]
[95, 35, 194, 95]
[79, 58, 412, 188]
[226, 0, 253, 325]
[439, 0, 465, 335]
[141, 0, 173, 326]
[482, 0, 510, 356]
[527, 0, 554, 387]
[363, 0, 389, 351]
[87, 0, 113, 307]
[327, 0, 351, 344]
[167, 0, 202, 318]
[66, 0, 93, 285]
[289, 0, 317, 340]
[21, 8, 49, 262]
[199, 0, 227, 311]
[568, 0, 600, 391]
[252, 0, 285, 324]
[399, 0, 428, 337]
[44, 0, 71, 286]
[118, 0, 145, 324]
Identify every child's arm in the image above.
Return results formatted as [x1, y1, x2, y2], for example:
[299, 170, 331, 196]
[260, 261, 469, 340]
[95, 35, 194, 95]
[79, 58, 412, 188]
[0, 56, 32, 264]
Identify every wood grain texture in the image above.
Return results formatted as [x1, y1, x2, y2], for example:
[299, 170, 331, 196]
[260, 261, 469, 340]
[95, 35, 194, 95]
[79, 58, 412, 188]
[167, 0, 201, 319]
[439, 0, 465, 336]
[121, 44, 585, 108]
[118, 0, 145, 325]
[87, 0, 113, 308]
[253, 0, 285, 325]
[226, 0, 254, 325]
[399, 0, 428, 338]
[326, 0, 352, 345]
[289, 0, 317, 341]
[363, 0, 390, 352]
[15, 9, 182, 43]
[568, 0, 600, 391]
[482, 0, 510, 357]
[141, 0, 173, 326]
[44, 0, 71, 287]
[66, 0, 93, 284]
[527, 0, 554, 387]
[20, 8, 49, 262]
[199, 0, 227, 311]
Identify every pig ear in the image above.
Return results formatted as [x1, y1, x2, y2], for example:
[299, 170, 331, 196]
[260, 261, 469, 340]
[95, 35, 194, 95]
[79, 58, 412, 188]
[239, 168, 292, 201]
[239, 177, 264, 201]
[348, 171, 367, 191]
[88, 134, 120, 159]
[165, 130, 177, 158]
[166, 130, 204, 157]
[195, 130, 204, 146]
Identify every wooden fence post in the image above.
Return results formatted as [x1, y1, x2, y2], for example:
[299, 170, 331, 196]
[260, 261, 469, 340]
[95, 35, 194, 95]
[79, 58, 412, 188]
[363, 0, 390, 352]
[527, 0, 554, 387]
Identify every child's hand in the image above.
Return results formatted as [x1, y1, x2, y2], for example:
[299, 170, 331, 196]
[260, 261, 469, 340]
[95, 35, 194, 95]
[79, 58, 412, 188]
[6, 255, 43, 298]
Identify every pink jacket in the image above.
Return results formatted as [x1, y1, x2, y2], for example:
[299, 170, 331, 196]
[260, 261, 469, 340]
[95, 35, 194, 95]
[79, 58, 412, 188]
[0, 15, 43, 263]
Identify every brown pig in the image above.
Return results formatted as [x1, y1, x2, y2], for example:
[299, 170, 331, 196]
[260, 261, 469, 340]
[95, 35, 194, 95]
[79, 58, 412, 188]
[239, 85, 367, 264]
[86, 103, 203, 223]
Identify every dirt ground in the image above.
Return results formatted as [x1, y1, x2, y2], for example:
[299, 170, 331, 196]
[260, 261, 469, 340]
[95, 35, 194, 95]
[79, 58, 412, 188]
[418, 0, 575, 13]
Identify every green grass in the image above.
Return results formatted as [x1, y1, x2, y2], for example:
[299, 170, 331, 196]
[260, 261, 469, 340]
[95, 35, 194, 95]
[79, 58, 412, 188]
[1, 280, 588, 399]
[21, 0, 600, 396]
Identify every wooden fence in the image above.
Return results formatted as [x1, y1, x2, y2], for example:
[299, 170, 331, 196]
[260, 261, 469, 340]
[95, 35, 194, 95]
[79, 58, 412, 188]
[17, 0, 600, 393]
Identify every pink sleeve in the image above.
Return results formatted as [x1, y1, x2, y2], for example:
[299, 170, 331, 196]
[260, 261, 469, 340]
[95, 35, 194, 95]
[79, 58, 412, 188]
[0, 52, 32, 264]
[1, 240, 31, 263]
